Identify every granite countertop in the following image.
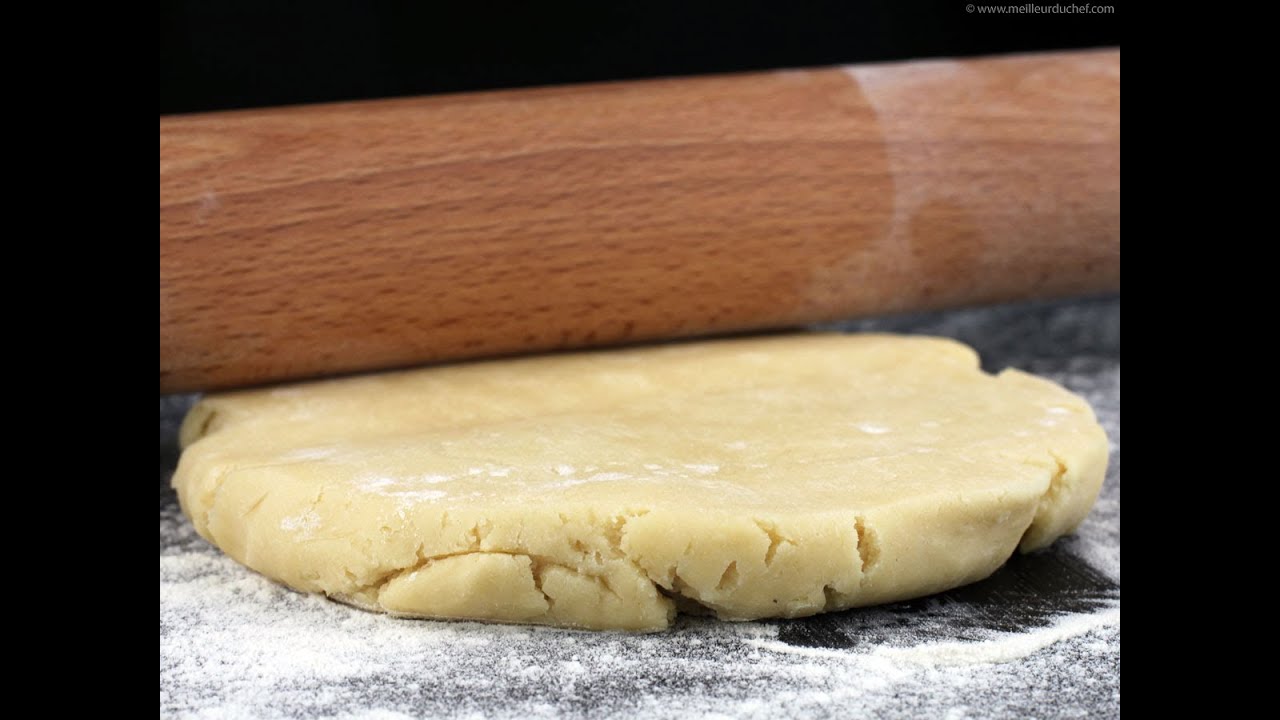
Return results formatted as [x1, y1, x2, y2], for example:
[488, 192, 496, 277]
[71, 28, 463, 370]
[160, 296, 1120, 719]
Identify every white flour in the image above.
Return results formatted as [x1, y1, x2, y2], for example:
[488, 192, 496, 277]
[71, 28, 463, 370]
[161, 493, 1119, 719]
[745, 606, 1119, 666]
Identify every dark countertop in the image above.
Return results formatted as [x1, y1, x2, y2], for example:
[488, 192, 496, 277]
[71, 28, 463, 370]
[160, 296, 1120, 719]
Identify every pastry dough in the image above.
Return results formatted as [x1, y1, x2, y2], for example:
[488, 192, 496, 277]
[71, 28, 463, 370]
[173, 334, 1107, 631]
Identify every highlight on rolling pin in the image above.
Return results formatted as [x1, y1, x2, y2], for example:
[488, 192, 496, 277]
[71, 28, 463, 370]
[160, 49, 1119, 393]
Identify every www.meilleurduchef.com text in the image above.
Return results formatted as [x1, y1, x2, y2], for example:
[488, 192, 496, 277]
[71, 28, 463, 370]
[966, 4, 1115, 13]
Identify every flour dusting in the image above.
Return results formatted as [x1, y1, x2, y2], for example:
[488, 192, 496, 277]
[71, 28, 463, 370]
[683, 463, 720, 475]
[161, 525, 1118, 719]
[279, 510, 320, 535]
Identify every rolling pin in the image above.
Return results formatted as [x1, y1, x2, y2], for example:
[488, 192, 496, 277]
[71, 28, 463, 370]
[160, 49, 1119, 394]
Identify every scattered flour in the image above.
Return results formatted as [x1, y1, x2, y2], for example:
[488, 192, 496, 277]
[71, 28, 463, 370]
[744, 605, 1120, 667]
[683, 463, 720, 475]
[279, 510, 320, 535]
[162, 507, 1119, 719]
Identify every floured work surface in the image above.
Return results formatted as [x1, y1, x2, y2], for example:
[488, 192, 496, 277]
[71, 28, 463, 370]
[173, 333, 1105, 631]
[161, 298, 1120, 717]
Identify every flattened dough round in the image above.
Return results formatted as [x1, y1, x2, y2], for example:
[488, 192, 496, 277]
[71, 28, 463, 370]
[173, 334, 1108, 631]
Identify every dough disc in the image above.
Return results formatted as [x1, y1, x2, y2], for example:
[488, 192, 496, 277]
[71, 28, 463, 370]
[173, 334, 1107, 631]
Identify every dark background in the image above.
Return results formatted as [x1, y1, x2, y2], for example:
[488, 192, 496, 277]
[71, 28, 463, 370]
[160, 0, 1120, 115]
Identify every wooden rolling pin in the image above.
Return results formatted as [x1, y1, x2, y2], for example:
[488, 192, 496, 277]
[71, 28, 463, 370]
[160, 49, 1119, 393]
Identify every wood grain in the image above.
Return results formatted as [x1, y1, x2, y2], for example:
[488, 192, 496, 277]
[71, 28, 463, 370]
[160, 49, 1119, 393]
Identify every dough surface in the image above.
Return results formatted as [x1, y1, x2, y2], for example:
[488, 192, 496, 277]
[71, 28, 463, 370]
[173, 334, 1107, 631]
